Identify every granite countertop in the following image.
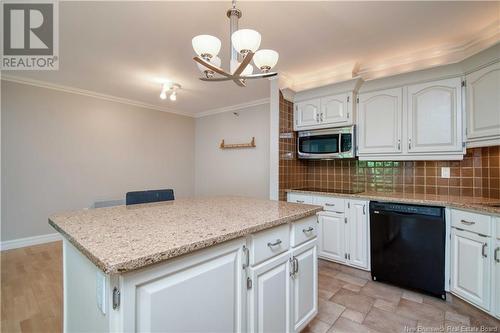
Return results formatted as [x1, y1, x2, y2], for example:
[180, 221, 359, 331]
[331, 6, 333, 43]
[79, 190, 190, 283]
[49, 196, 322, 274]
[286, 188, 500, 215]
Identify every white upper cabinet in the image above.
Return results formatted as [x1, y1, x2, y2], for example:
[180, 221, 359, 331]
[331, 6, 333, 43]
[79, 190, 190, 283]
[320, 93, 351, 126]
[295, 99, 320, 129]
[294, 94, 353, 131]
[358, 88, 403, 155]
[357, 77, 464, 160]
[466, 62, 500, 147]
[407, 77, 463, 154]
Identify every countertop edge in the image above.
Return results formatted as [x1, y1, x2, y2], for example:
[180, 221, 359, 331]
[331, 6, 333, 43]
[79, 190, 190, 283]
[286, 189, 500, 216]
[50, 206, 322, 275]
[49, 218, 111, 273]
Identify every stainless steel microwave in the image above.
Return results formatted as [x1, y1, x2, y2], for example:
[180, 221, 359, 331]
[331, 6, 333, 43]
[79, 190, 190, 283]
[297, 126, 355, 159]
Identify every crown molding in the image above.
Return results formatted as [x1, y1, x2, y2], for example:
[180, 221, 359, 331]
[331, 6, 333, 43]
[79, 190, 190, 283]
[280, 88, 296, 103]
[195, 98, 270, 118]
[283, 20, 500, 91]
[358, 20, 500, 80]
[1, 74, 194, 117]
[282, 62, 355, 92]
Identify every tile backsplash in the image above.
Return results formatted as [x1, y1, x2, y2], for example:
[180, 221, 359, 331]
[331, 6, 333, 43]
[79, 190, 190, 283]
[278, 93, 500, 201]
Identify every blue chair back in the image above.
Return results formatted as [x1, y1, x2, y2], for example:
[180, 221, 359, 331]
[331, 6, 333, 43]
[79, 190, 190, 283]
[126, 189, 175, 205]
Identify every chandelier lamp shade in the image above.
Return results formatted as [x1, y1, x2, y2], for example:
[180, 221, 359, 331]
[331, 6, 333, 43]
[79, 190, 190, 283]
[231, 29, 261, 54]
[192, 35, 222, 59]
[191, 0, 278, 87]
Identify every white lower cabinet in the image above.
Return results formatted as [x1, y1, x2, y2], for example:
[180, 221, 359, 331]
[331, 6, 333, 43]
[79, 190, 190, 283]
[450, 228, 491, 311]
[246, 218, 318, 333]
[449, 209, 500, 319]
[291, 240, 318, 332]
[120, 238, 247, 332]
[109, 238, 247, 332]
[248, 251, 291, 333]
[314, 197, 369, 271]
[248, 238, 318, 333]
[346, 200, 369, 269]
[317, 212, 346, 263]
[495, 239, 500, 319]
[67, 216, 319, 333]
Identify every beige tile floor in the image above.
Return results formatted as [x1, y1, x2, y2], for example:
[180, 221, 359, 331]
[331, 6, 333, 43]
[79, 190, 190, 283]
[1, 242, 499, 332]
[303, 259, 500, 333]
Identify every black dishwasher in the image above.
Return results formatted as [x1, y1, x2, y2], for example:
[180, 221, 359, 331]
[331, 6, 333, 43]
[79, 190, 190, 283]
[370, 201, 446, 299]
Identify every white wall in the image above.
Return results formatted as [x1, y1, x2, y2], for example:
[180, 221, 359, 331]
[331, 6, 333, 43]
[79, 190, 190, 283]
[1, 81, 195, 241]
[195, 103, 270, 199]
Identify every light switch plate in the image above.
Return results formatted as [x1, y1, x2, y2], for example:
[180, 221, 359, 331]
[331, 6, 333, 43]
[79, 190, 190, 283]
[441, 167, 450, 179]
[96, 271, 106, 315]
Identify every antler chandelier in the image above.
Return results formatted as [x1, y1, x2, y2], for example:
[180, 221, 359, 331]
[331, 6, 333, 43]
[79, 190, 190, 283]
[192, 0, 279, 87]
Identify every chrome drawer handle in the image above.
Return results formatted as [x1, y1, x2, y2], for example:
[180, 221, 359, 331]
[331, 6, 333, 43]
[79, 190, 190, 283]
[267, 239, 282, 247]
[296, 200, 304, 203]
[495, 247, 500, 263]
[460, 220, 475, 226]
[302, 226, 314, 233]
[242, 245, 249, 269]
[324, 203, 335, 206]
[482, 243, 487, 258]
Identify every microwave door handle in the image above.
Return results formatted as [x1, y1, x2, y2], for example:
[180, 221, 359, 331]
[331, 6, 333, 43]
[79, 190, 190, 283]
[338, 133, 342, 154]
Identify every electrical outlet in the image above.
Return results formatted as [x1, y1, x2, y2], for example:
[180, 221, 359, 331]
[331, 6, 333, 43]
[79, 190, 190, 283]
[441, 167, 450, 179]
[96, 271, 106, 315]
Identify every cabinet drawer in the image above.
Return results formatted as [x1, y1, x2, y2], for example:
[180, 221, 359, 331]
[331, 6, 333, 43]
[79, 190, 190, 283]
[291, 216, 317, 247]
[313, 196, 345, 213]
[288, 193, 313, 204]
[451, 210, 492, 236]
[249, 224, 290, 266]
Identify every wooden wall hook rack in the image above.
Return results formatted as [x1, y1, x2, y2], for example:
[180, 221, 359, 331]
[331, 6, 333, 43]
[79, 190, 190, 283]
[220, 137, 256, 149]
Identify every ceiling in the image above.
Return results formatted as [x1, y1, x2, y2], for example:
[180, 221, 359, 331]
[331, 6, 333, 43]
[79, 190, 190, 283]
[5, 1, 499, 116]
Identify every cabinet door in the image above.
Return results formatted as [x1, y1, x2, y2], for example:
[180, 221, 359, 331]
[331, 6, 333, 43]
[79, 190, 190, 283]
[318, 213, 346, 263]
[357, 88, 403, 154]
[291, 240, 318, 333]
[346, 200, 369, 270]
[495, 240, 500, 319]
[450, 228, 490, 311]
[248, 251, 291, 333]
[407, 77, 463, 153]
[466, 62, 500, 142]
[320, 93, 351, 126]
[128, 239, 246, 332]
[295, 99, 320, 129]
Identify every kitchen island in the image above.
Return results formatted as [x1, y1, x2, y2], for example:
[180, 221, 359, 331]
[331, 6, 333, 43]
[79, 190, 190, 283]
[49, 196, 322, 333]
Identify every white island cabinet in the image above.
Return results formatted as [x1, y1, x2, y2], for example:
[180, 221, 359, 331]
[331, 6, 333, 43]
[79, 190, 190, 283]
[51, 197, 321, 333]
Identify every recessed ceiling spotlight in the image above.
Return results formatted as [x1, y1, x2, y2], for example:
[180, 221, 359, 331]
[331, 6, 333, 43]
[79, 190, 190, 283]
[160, 82, 181, 101]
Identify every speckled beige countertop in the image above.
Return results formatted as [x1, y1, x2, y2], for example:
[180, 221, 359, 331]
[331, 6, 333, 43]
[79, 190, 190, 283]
[49, 196, 322, 274]
[286, 189, 500, 215]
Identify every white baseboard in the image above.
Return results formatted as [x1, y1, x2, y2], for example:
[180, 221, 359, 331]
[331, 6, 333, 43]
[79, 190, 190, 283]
[1, 233, 62, 251]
